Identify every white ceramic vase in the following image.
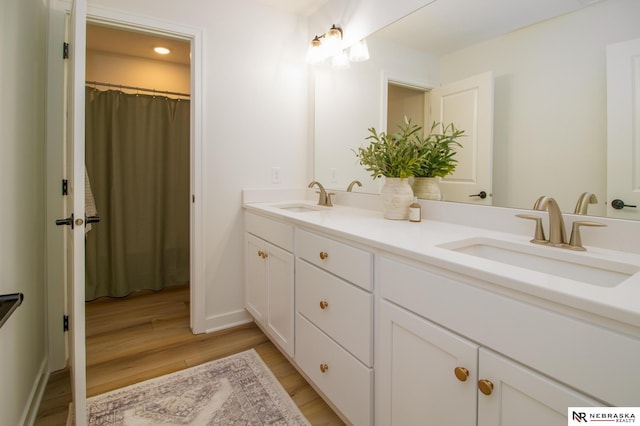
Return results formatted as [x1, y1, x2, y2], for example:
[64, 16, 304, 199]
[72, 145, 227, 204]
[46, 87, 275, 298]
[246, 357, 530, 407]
[412, 177, 442, 200]
[380, 177, 414, 220]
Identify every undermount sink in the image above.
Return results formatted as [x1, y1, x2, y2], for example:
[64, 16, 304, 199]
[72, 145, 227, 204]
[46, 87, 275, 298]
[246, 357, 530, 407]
[275, 203, 325, 213]
[439, 238, 639, 287]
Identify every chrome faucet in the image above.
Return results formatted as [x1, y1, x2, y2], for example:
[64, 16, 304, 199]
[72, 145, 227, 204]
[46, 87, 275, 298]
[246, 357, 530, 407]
[573, 192, 598, 215]
[308, 181, 333, 206]
[346, 180, 362, 192]
[523, 195, 606, 250]
[533, 196, 567, 247]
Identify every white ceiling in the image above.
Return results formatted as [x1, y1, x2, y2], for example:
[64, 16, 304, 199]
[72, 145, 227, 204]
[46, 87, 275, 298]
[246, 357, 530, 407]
[256, 0, 329, 16]
[374, 0, 602, 56]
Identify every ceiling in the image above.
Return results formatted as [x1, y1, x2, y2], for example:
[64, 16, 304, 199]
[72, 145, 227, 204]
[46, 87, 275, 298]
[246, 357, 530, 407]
[374, 0, 602, 56]
[256, 0, 329, 15]
[86, 24, 190, 65]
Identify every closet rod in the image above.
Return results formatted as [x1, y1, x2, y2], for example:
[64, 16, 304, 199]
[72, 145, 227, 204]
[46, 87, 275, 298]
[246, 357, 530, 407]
[86, 80, 190, 98]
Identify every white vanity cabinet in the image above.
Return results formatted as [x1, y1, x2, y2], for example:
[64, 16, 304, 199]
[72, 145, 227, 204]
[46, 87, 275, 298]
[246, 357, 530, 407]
[376, 255, 619, 426]
[377, 300, 478, 425]
[244, 212, 294, 357]
[295, 229, 374, 426]
[243, 201, 640, 426]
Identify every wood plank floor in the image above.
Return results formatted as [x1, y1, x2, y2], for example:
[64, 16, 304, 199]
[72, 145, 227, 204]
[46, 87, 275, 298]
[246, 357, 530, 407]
[34, 284, 345, 425]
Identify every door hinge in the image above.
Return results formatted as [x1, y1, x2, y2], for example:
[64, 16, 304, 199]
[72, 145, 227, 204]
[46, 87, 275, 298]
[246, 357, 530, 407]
[63, 315, 69, 332]
[62, 179, 68, 196]
[63, 42, 69, 59]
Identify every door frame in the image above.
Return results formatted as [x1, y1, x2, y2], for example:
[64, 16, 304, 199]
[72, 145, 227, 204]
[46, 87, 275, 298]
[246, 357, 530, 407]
[84, 6, 206, 335]
[45, 1, 205, 372]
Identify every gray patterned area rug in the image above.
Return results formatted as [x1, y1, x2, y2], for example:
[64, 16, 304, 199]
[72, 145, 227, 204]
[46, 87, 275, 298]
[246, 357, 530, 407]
[85, 349, 311, 425]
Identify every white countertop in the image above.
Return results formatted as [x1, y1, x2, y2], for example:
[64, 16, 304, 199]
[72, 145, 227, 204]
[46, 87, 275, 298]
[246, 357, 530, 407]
[243, 199, 640, 330]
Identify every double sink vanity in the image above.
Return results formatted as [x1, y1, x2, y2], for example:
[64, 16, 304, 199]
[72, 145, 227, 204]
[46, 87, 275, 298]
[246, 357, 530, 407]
[243, 189, 640, 425]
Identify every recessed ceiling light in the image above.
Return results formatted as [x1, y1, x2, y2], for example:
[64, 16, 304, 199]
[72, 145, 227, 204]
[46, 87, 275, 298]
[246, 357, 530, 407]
[154, 46, 171, 55]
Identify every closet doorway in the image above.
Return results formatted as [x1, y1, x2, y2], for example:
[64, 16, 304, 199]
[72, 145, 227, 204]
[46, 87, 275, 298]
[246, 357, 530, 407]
[84, 23, 193, 336]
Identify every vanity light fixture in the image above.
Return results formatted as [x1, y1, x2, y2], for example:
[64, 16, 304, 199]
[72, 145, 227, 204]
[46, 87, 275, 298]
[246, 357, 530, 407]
[306, 35, 325, 64]
[154, 46, 171, 55]
[307, 24, 370, 67]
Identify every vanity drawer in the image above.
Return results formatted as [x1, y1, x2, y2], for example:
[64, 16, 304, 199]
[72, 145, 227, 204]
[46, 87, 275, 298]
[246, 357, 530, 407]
[295, 229, 373, 291]
[296, 258, 373, 366]
[245, 211, 293, 252]
[296, 313, 372, 426]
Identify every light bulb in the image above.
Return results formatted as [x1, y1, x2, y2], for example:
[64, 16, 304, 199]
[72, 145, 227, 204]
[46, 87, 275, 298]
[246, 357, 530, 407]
[306, 36, 324, 64]
[349, 39, 369, 62]
[154, 46, 171, 55]
[323, 25, 343, 57]
[331, 50, 350, 69]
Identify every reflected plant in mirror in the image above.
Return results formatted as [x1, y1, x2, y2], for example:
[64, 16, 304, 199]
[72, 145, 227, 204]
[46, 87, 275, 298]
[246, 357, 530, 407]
[412, 121, 465, 200]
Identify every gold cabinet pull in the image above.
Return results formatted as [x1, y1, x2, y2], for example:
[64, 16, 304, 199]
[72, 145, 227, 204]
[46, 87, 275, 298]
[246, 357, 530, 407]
[320, 363, 329, 373]
[454, 367, 469, 382]
[478, 379, 494, 396]
[319, 300, 329, 310]
[257, 250, 264, 258]
[319, 251, 329, 260]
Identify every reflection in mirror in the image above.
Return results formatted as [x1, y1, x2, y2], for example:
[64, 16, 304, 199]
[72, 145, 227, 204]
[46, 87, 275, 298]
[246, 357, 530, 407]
[313, 0, 640, 220]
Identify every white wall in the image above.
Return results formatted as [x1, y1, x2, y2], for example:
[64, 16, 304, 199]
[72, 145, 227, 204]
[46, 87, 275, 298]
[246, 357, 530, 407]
[82, 0, 309, 331]
[86, 50, 190, 95]
[0, 0, 49, 424]
[439, 0, 640, 215]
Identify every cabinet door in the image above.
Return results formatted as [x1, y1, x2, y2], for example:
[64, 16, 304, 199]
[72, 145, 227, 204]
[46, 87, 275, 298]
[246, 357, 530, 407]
[266, 241, 294, 357]
[477, 348, 601, 426]
[245, 233, 267, 325]
[376, 301, 478, 426]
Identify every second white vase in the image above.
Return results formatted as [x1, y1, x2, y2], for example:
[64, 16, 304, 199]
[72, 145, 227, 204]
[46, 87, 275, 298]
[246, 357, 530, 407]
[412, 177, 442, 200]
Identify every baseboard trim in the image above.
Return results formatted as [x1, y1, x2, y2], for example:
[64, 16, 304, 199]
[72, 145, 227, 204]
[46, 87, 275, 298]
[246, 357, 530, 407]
[22, 356, 50, 426]
[203, 309, 252, 334]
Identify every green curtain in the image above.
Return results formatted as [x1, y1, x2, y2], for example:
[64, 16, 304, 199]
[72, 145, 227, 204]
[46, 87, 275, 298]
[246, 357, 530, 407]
[85, 88, 190, 300]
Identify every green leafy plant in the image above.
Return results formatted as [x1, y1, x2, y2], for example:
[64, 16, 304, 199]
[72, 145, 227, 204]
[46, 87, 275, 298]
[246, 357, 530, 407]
[354, 118, 465, 179]
[413, 121, 465, 178]
[354, 118, 424, 179]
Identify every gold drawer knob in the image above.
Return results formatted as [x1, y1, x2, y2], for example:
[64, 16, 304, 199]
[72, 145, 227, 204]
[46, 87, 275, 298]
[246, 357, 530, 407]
[454, 367, 469, 382]
[319, 300, 329, 310]
[257, 250, 264, 258]
[320, 363, 329, 373]
[478, 379, 494, 396]
[319, 251, 329, 260]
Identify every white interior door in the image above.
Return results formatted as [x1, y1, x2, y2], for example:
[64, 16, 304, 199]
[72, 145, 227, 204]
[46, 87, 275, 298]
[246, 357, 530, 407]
[68, 0, 87, 423]
[430, 72, 494, 205]
[607, 38, 640, 220]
